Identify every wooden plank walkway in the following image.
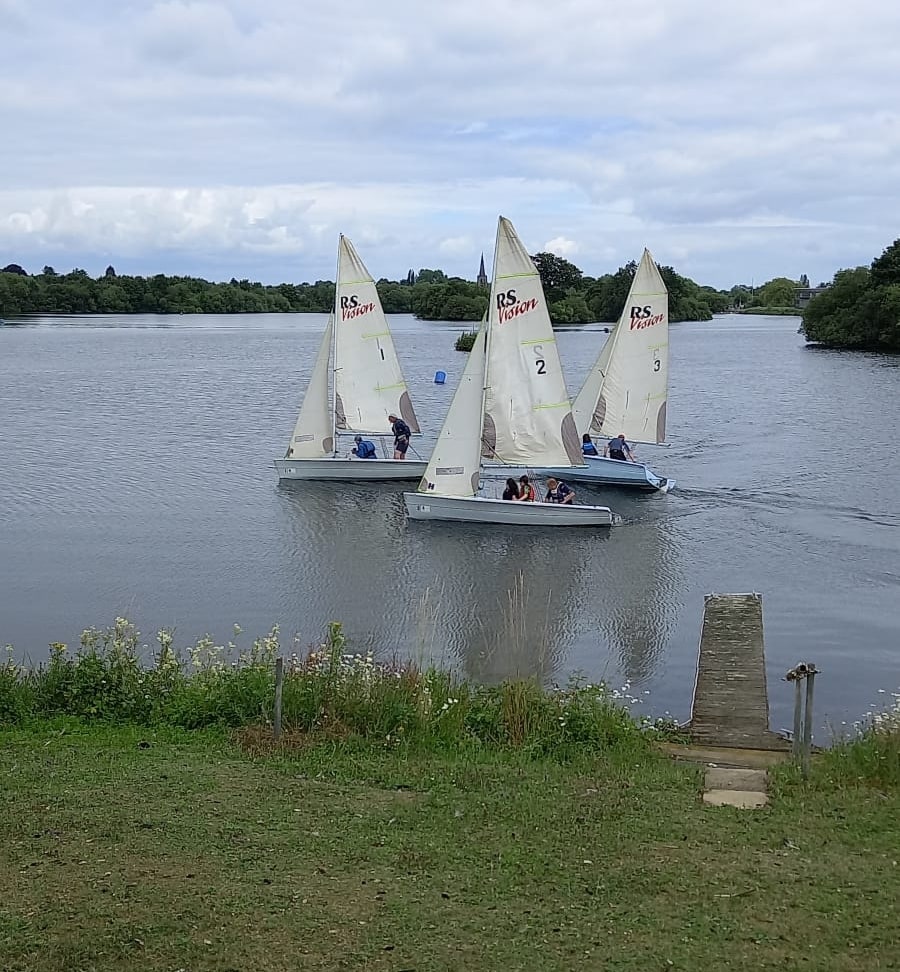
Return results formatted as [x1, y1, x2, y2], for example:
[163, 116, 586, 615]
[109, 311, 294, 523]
[687, 593, 789, 751]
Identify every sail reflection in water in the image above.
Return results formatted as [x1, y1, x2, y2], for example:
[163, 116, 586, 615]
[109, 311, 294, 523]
[582, 506, 682, 683]
[403, 525, 607, 683]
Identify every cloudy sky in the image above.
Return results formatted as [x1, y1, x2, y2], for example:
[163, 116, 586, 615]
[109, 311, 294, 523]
[2, 0, 898, 288]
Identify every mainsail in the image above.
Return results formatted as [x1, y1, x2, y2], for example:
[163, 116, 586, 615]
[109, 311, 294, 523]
[417, 328, 487, 498]
[286, 314, 335, 458]
[481, 216, 582, 467]
[576, 249, 668, 445]
[333, 235, 420, 435]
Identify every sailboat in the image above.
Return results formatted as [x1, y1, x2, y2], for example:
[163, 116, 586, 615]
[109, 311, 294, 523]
[403, 217, 621, 527]
[558, 249, 674, 491]
[274, 235, 426, 482]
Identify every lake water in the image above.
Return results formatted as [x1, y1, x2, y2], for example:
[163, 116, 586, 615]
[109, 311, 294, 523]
[1, 313, 898, 734]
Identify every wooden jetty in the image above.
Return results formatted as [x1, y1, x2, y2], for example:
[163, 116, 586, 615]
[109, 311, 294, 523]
[687, 593, 789, 751]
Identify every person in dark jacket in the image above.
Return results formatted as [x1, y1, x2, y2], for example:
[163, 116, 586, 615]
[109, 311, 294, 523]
[604, 433, 634, 462]
[502, 478, 520, 501]
[388, 413, 411, 460]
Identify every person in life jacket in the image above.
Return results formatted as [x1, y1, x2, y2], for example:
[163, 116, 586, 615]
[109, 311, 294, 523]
[517, 475, 537, 502]
[544, 477, 575, 504]
[352, 435, 377, 459]
[581, 433, 599, 457]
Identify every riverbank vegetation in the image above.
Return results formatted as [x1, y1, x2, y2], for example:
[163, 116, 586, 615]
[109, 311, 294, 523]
[0, 619, 670, 750]
[1, 620, 898, 970]
[454, 329, 478, 351]
[801, 238, 900, 351]
[2, 257, 804, 327]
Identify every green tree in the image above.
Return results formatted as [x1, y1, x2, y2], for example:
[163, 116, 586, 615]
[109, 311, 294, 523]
[870, 238, 900, 288]
[530, 252, 583, 303]
[758, 277, 798, 307]
[801, 242, 900, 351]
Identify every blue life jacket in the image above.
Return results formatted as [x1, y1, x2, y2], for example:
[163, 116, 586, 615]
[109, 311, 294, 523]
[354, 440, 377, 458]
[582, 440, 599, 456]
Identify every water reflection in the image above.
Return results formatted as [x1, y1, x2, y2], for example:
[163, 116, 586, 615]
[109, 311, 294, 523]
[587, 506, 682, 682]
[273, 476, 680, 686]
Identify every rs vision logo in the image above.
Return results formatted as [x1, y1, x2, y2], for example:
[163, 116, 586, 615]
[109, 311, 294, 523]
[495, 288, 538, 324]
[340, 294, 375, 320]
[629, 304, 664, 330]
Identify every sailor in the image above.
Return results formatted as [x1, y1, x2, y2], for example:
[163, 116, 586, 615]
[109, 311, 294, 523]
[502, 478, 520, 501]
[604, 433, 635, 462]
[517, 475, 537, 502]
[544, 477, 575, 505]
[352, 435, 377, 459]
[388, 413, 411, 460]
[581, 433, 599, 457]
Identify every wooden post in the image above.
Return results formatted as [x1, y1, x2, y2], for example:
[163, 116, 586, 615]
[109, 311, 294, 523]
[801, 671, 816, 779]
[792, 679, 803, 760]
[273, 656, 284, 742]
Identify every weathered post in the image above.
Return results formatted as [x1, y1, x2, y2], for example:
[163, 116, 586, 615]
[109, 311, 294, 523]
[802, 668, 817, 779]
[274, 656, 284, 742]
[785, 662, 819, 779]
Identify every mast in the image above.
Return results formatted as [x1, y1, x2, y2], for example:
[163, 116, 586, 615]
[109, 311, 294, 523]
[330, 237, 341, 454]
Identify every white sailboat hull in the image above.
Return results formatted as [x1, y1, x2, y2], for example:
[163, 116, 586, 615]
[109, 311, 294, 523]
[403, 492, 621, 527]
[537, 456, 674, 492]
[275, 458, 427, 482]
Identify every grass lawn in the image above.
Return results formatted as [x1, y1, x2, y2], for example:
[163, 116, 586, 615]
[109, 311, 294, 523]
[1, 725, 898, 971]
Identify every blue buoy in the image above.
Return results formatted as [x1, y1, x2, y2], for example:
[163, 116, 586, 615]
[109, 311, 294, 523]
[434, 370, 447, 384]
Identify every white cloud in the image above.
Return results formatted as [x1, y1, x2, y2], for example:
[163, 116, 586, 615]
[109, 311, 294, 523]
[544, 237, 579, 257]
[1, 0, 899, 286]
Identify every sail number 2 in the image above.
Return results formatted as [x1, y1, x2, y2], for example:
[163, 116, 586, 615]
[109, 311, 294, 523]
[533, 345, 546, 375]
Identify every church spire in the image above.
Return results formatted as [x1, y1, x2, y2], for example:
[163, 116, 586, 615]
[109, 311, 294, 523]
[476, 252, 488, 288]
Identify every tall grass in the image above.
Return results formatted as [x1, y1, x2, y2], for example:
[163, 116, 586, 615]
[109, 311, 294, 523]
[815, 690, 900, 788]
[0, 618, 672, 759]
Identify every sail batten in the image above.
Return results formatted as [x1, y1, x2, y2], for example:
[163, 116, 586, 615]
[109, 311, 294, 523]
[573, 250, 669, 445]
[333, 235, 421, 436]
[482, 216, 582, 467]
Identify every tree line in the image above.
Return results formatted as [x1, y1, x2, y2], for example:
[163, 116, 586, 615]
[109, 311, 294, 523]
[1, 257, 805, 325]
[800, 239, 900, 351]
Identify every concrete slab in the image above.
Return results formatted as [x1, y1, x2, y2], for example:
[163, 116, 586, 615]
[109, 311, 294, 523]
[659, 742, 790, 769]
[703, 789, 768, 809]
[705, 767, 768, 792]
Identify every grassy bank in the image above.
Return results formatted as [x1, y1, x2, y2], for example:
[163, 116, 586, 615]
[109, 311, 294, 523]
[0, 723, 898, 971]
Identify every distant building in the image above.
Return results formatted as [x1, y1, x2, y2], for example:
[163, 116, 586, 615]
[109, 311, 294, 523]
[795, 284, 830, 309]
[476, 253, 489, 288]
